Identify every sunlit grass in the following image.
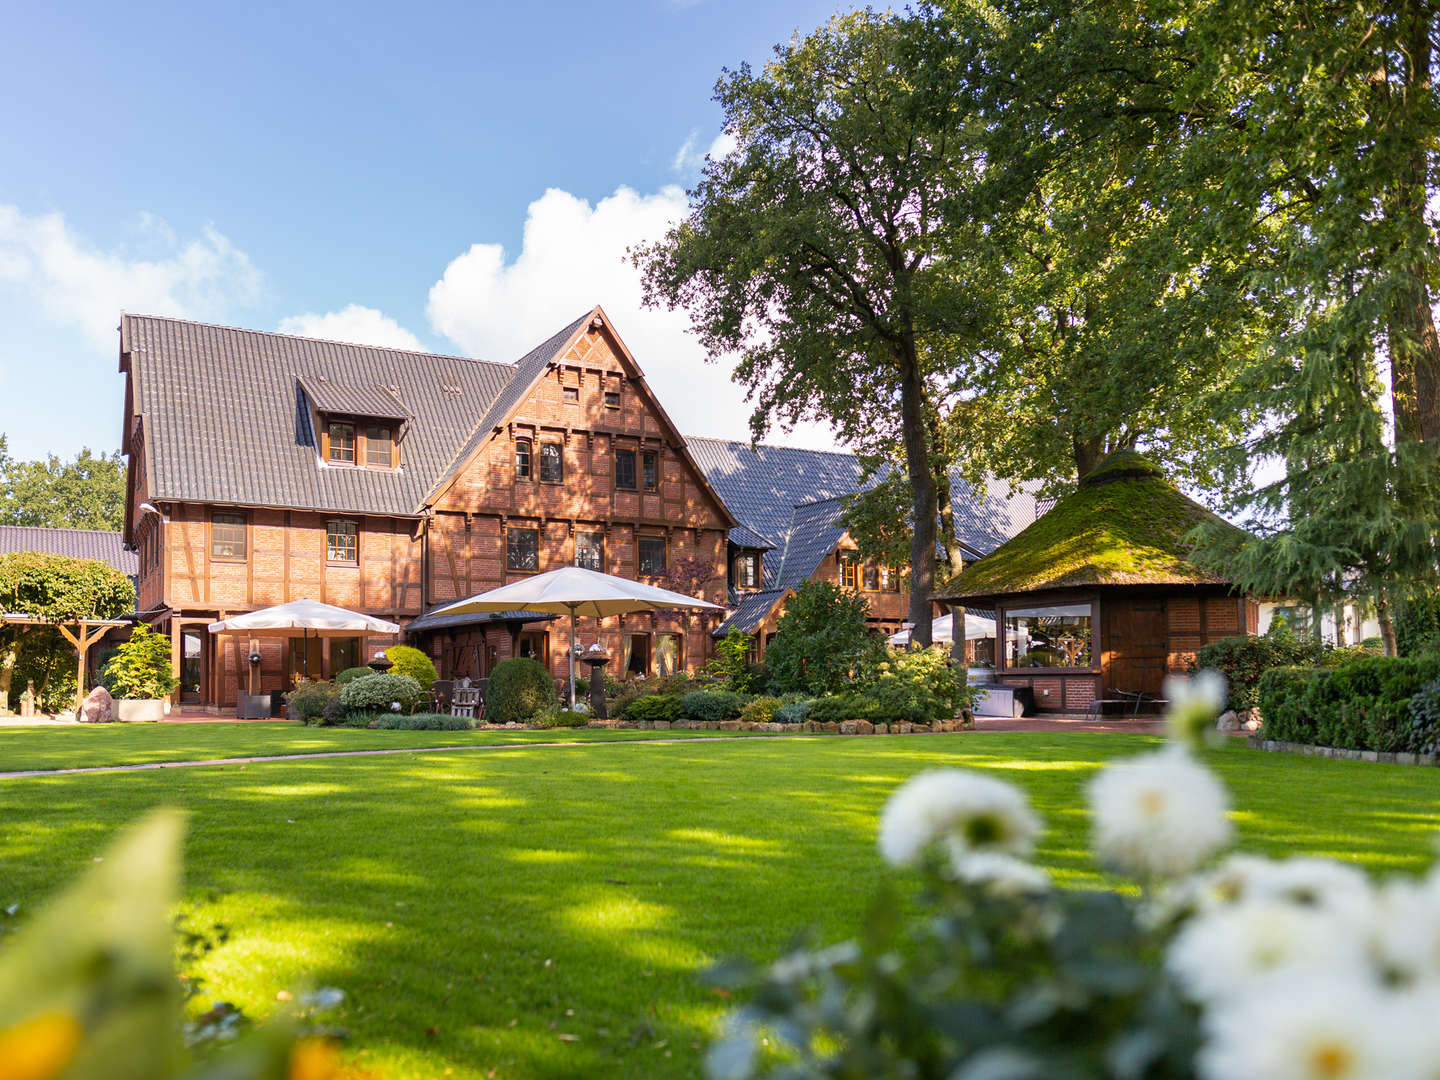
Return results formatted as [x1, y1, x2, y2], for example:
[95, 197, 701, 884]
[0, 733, 1436, 1078]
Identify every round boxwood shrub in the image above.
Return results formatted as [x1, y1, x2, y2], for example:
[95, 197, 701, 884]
[338, 672, 421, 714]
[485, 658, 556, 724]
[385, 644, 438, 690]
[681, 690, 747, 723]
[336, 666, 375, 686]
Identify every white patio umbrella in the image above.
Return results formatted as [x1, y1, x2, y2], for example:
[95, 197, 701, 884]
[208, 599, 401, 680]
[888, 612, 997, 648]
[429, 566, 723, 707]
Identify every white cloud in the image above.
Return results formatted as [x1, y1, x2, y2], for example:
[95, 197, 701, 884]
[278, 304, 425, 351]
[425, 183, 840, 450]
[672, 131, 739, 175]
[0, 205, 262, 350]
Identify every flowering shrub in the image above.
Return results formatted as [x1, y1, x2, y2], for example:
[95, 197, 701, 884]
[855, 645, 972, 724]
[337, 671, 420, 713]
[705, 670, 1440, 1080]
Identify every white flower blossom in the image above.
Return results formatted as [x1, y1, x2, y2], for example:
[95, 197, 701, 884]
[1088, 746, 1232, 880]
[1369, 878, 1440, 985]
[1164, 669, 1229, 746]
[878, 770, 1041, 868]
[1168, 898, 1372, 1005]
[1198, 976, 1409, 1080]
[950, 852, 1050, 897]
[1182, 855, 1374, 917]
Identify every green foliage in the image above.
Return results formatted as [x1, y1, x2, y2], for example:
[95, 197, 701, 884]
[740, 696, 782, 725]
[0, 438, 127, 530]
[484, 658, 556, 725]
[774, 698, 815, 725]
[620, 694, 683, 723]
[0, 551, 134, 622]
[287, 680, 340, 725]
[763, 581, 878, 696]
[1396, 593, 1440, 658]
[1405, 681, 1440, 757]
[1191, 628, 1324, 712]
[1258, 654, 1440, 752]
[372, 713, 475, 731]
[707, 628, 755, 692]
[680, 691, 747, 724]
[856, 645, 973, 724]
[335, 666, 374, 686]
[103, 625, 178, 700]
[12, 628, 78, 712]
[384, 645, 437, 690]
[337, 672, 421, 714]
[532, 709, 591, 730]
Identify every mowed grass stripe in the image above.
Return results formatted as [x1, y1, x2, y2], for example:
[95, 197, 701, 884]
[1, 734, 1436, 1079]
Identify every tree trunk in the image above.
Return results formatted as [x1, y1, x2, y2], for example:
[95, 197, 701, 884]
[1378, 591, 1399, 657]
[1333, 605, 1348, 647]
[0, 630, 19, 713]
[1388, 2, 1440, 446]
[1073, 434, 1109, 479]
[934, 469, 966, 579]
[898, 344, 939, 649]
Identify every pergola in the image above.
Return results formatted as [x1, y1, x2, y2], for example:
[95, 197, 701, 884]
[0, 612, 132, 712]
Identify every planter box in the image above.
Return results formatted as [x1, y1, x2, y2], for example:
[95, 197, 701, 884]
[117, 698, 167, 723]
[237, 692, 272, 719]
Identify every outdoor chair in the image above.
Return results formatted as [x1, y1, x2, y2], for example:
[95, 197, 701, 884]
[450, 685, 481, 720]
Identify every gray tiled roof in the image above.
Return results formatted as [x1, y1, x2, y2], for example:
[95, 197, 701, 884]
[406, 608, 557, 633]
[727, 523, 774, 551]
[714, 589, 787, 636]
[0, 527, 137, 577]
[296, 376, 410, 421]
[774, 497, 848, 591]
[122, 315, 555, 517]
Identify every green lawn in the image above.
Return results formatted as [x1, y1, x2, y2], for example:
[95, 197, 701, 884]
[0, 721, 764, 773]
[1, 732, 1436, 1079]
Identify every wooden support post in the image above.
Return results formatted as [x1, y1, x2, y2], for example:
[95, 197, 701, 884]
[57, 621, 112, 713]
[170, 617, 182, 706]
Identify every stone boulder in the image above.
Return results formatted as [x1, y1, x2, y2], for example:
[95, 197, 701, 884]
[78, 685, 114, 724]
[1240, 708, 1263, 732]
[1216, 710, 1241, 733]
[839, 719, 875, 735]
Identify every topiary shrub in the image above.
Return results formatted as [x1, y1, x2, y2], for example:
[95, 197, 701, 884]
[335, 666, 375, 686]
[681, 690, 747, 723]
[338, 672, 421, 714]
[485, 657, 556, 724]
[288, 680, 339, 724]
[741, 695, 783, 725]
[385, 645, 438, 690]
[621, 694, 683, 723]
[103, 624, 180, 700]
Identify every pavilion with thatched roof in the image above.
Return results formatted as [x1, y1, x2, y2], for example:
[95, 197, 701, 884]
[933, 450, 1257, 715]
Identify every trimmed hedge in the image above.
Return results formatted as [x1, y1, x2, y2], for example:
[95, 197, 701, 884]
[485, 658, 556, 725]
[620, 694, 683, 723]
[680, 691, 747, 723]
[1406, 680, 1440, 756]
[1258, 653, 1440, 752]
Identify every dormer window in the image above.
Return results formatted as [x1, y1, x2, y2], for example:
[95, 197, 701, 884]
[364, 425, 393, 467]
[736, 552, 761, 589]
[328, 422, 356, 464]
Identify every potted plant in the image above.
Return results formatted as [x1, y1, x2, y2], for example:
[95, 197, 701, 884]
[102, 624, 179, 722]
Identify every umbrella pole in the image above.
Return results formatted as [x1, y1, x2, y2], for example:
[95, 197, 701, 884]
[568, 604, 577, 709]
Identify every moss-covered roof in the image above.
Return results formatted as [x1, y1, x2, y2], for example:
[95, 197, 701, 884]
[933, 450, 1244, 601]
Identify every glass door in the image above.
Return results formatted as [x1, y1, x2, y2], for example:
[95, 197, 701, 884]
[180, 631, 204, 704]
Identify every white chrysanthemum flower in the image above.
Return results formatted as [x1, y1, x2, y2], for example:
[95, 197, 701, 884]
[1168, 898, 1371, 1005]
[1187, 854, 1374, 916]
[950, 851, 1050, 897]
[1199, 976, 1406, 1080]
[1164, 669, 1229, 746]
[878, 770, 1041, 867]
[1088, 746, 1232, 880]
[1369, 878, 1440, 985]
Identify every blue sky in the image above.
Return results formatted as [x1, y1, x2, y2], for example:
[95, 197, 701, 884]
[0, 0, 850, 462]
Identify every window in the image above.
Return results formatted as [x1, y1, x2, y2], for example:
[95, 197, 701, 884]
[623, 633, 649, 677]
[211, 512, 246, 559]
[881, 565, 903, 592]
[735, 552, 760, 589]
[328, 422, 355, 464]
[329, 637, 359, 675]
[862, 562, 880, 590]
[364, 425, 393, 467]
[326, 520, 358, 564]
[638, 535, 666, 577]
[615, 448, 637, 490]
[604, 390, 620, 409]
[642, 450, 659, 491]
[1004, 603, 1093, 669]
[507, 527, 539, 572]
[518, 631, 549, 665]
[655, 633, 681, 678]
[539, 443, 563, 483]
[840, 555, 860, 589]
[515, 438, 532, 480]
[575, 530, 604, 572]
[563, 386, 579, 403]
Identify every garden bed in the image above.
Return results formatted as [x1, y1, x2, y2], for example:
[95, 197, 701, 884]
[587, 716, 972, 734]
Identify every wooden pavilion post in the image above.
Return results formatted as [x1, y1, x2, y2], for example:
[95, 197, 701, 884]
[55, 620, 114, 712]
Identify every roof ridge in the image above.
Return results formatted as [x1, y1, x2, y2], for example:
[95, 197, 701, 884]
[683, 433, 857, 459]
[120, 313, 514, 372]
[0, 525, 124, 536]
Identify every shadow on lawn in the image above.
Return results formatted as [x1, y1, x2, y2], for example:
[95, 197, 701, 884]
[1, 734, 1438, 1079]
